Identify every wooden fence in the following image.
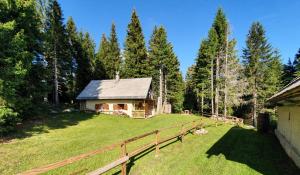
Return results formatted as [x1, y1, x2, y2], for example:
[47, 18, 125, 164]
[20, 119, 203, 175]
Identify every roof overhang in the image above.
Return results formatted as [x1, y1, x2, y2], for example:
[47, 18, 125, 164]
[76, 96, 147, 100]
[268, 77, 300, 106]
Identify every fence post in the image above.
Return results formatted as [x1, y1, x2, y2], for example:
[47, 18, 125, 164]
[155, 130, 160, 157]
[121, 142, 127, 175]
[181, 124, 184, 143]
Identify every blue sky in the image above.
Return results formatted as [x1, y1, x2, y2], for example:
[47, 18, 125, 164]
[59, 0, 300, 76]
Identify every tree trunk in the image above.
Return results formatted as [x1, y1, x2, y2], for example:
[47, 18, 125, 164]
[157, 67, 163, 114]
[215, 54, 219, 117]
[54, 56, 59, 105]
[53, 40, 59, 105]
[164, 73, 167, 107]
[201, 85, 204, 116]
[211, 58, 214, 115]
[224, 28, 229, 117]
[253, 87, 257, 127]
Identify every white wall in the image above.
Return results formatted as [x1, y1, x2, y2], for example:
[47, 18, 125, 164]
[277, 106, 300, 167]
[85, 99, 134, 117]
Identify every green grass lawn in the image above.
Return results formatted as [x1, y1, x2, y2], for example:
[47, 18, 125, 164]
[0, 112, 299, 175]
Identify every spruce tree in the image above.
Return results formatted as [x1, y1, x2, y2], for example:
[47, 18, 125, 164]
[212, 8, 228, 116]
[183, 65, 198, 111]
[106, 23, 121, 78]
[293, 49, 300, 76]
[75, 32, 95, 93]
[282, 58, 296, 86]
[164, 43, 185, 112]
[66, 17, 78, 100]
[148, 26, 170, 99]
[44, 0, 71, 105]
[261, 49, 282, 100]
[148, 26, 184, 112]
[193, 28, 218, 115]
[243, 22, 282, 125]
[94, 34, 109, 79]
[123, 10, 148, 78]
[194, 39, 212, 114]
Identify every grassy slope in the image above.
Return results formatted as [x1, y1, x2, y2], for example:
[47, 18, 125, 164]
[0, 112, 299, 175]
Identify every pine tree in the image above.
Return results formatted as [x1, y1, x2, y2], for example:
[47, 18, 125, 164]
[148, 26, 170, 99]
[261, 49, 282, 101]
[212, 8, 229, 116]
[75, 32, 95, 93]
[282, 58, 296, 86]
[207, 28, 218, 115]
[193, 27, 218, 115]
[44, 0, 71, 105]
[293, 49, 300, 76]
[164, 43, 185, 112]
[242, 22, 282, 125]
[194, 39, 212, 114]
[105, 23, 121, 78]
[183, 65, 198, 111]
[123, 10, 148, 78]
[66, 17, 78, 101]
[94, 34, 109, 79]
[148, 26, 184, 112]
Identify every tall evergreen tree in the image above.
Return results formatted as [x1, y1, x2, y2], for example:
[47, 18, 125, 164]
[164, 44, 185, 112]
[207, 28, 218, 115]
[75, 32, 95, 93]
[66, 17, 78, 101]
[282, 58, 296, 86]
[94, 34, 109, 79]
[194, 39, 212, 114]
[44, 0, 71, 105]
[261, 50, 282, 100]
[148, 26, 170, 99]
[123, 10, 148, 78]
[293, 49, 300, 76]
[148, 26, 184, 112]
[183, 65, 198, 111]
[243, 22, 282, 125]
[212, 8, 228, 116]
[193, 8, 245, 117]
[106, 23, 121, 78]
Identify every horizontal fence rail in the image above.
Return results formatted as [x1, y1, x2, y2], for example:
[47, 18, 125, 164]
[19, 119, 204, 175]
[19, 113, 244, 175]
[87, 120, 204, 175]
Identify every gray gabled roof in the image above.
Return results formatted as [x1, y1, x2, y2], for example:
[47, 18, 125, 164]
[76, 78, 152, 100]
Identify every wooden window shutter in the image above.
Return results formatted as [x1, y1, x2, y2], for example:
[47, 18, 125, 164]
[103, 104, 109, 110]
[95, 104, 101, 110]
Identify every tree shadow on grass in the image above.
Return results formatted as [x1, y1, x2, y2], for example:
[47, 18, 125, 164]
[1, 111, 97, 141]
[206, 126, 300, 175]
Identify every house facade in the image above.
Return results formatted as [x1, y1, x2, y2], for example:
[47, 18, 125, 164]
[268, 78, 300, 168]
[76, 77, 155, 118]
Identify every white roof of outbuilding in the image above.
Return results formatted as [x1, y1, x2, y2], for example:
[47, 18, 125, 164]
[268, 77, 300, 103]
[76, 78, 152, 100]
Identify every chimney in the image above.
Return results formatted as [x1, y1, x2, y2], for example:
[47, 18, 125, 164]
[115, 71, 120, 81]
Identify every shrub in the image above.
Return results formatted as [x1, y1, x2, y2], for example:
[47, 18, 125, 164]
[0, 107, 20, 135]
